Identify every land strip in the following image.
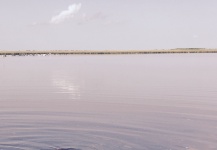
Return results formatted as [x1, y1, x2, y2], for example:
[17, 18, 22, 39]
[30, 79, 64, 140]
[0, 49, 217, 56]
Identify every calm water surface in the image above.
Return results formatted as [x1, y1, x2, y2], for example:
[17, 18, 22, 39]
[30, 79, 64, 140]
[0, 54, 217, 150]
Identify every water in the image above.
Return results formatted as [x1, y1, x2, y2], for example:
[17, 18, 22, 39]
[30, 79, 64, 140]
[0, 54, 217, 150]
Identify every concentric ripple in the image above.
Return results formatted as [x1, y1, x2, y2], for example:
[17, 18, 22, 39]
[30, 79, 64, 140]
[0, 110, 148, 150]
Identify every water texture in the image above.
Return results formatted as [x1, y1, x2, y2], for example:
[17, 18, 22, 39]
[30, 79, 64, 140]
[0, 54, 217, 150]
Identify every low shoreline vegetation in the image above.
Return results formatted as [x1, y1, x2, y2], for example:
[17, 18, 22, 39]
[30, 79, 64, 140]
[0, 49, 217, 56]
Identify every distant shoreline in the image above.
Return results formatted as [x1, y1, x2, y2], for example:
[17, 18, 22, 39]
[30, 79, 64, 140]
[1, 49, 217, 56]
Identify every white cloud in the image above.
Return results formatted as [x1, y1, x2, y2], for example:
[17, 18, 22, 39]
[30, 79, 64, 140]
[77, 12, 107, 25]
[50, 3, 81, 24]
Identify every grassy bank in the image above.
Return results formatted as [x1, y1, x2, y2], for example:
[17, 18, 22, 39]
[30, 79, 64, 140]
[1, 49, 217, 56]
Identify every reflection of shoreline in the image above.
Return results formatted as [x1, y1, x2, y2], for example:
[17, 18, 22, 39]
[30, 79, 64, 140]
[1, 49, 217, 56]
[52, 73, 80, 99]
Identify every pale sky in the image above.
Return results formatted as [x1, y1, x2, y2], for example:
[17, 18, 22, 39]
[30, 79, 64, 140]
[0, 0, 217, 50]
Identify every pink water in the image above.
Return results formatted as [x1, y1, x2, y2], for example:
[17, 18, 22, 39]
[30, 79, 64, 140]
[0, 54, 217, 150]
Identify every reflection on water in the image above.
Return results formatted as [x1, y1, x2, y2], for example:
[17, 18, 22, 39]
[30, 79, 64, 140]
[52, 72, 81, 100]
[0, 54, 217, 150]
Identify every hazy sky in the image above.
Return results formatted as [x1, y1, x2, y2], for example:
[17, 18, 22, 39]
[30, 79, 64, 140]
[0, 0, 217, 50]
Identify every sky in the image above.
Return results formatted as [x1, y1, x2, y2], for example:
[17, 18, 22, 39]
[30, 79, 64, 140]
[0, 0, 217, 50]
